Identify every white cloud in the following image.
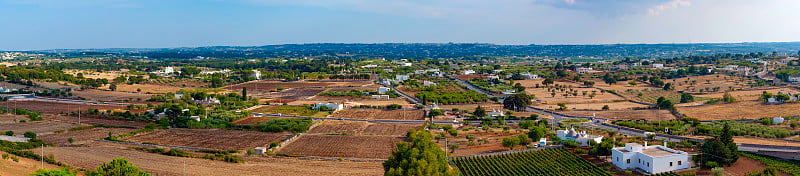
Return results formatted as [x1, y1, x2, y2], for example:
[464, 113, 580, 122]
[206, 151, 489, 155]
[563, 0, 575, 5]
[648, 0, 691, 15]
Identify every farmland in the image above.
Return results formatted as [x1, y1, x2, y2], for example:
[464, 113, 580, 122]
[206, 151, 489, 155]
[523, 81, 625, 104]
[0, 120, 82, 135]
[232, 116, 280, 125]
[665, 75, 756, 93]
[38, 127, 137, 145]
[225, 80, 372, 92]
[307, 120, 420, 136]
[107, 83, 191, 94]
[263, 87, 327, 99]
[678, 101, 800, 121]
[330, 109, 424, 120]
[72, 89, 152, 101]
[450, 148, 611, 176]
[3, 100, 125, 114]
[44, 114, 149, 128]
[40, 143, 384, 176]
[533, 101, 649, 110]
[277, 134, 404, 159]
[251, 105, 328, 117]
[558, 109, 676, 120]
[124, 128, 293, 150]
[0, 151, 62, 176]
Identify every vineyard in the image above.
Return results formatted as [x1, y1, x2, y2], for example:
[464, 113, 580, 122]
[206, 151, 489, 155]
[649, 172, 680, 176]
[450, 148, 611, 176]
[741, 152, 800, 175]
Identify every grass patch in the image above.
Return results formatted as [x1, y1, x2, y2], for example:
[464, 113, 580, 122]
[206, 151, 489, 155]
[130, 147, 245, 163]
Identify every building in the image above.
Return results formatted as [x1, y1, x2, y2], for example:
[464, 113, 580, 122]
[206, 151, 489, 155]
[463, 70, 476, 75]
[652, 64, 665, 68]
[423, 80, 437, 86]
[773, 117, 785, 125]
[612, 142, 689, 174]
[371, 95, 390, 99]
[788, 77, 800, 82]
[253, 147, 267, 155]
[557, 127, 603, 147]
[164, 67, 175, 74]
[575, 67, 594, 73]
[395, 75, 410, 81]
[313, 103, 344, 111]
[487, 109, 504, 117]
[251, 70, 261, 79]
[361, 64, 378, 68]
[539, 138, 547, 147]
[378, 87, 391, 94]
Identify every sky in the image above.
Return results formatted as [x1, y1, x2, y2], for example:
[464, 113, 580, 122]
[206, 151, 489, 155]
[0, 0, 799, 50]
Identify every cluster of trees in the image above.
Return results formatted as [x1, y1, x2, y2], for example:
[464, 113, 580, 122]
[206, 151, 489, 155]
[416, 90, 489, 105]
[384, 129, 458, 176]
[328, 74, 370, 80]
[503, 93, 532, 111]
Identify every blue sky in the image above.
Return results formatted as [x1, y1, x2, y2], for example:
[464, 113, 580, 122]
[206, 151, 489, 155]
[0, 0, 799, 50]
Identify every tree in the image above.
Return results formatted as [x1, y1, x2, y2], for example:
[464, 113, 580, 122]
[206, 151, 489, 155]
[473, 106, 486, 118]
[527, 127, 547, 142]
[109, 84, 117, 91]
[447, 143, 459, 153]
[628, 81, 638, 86]
[88, 158, 151, 176]
[429, 109, 444, 117]
[502, 137, 520, 150]
[514, 83, 525, 92]
[24, 131, 36, 140]
[4, 131, 12, 136]
[503, 93, 531, 111]
[602, 105, 610, 110]
[517, 133, 531, 146]
[542, 78, 554, 87]
[557, 103, 567, 110]
[656, 97, 675, 110]
[384, 130, 458, 176]
[241, 87, 247, 100]
[701, 121, 739, 167]
[583, 81, 595, 87]
[791, 121, 798, 129]
[663, 83, 674, 91]
[680, 93, 695, 103]
[32, 169, 76, 176]
[722, 92, 736, 103]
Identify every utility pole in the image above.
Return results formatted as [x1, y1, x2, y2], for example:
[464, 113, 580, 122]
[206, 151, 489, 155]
[41, 143, 44, 169]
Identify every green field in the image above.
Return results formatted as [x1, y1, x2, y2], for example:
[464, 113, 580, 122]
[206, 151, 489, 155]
[450, 148, 611, 176]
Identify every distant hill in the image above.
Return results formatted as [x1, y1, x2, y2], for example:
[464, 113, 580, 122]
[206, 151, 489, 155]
[31, 42, 800, 59]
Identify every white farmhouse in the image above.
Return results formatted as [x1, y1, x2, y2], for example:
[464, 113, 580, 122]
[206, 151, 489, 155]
[612, 142, 689, 174]
[378, 87, 391, 94]
[773, 117, 785, 125]
[313, 103, 344, 111]
[557, 127, 603, 147]
[652, 64, 665, 68]
[487, 109, 504, 117]
[251, 70, 261, 79]
[463, 70, 476, 75]
[395, 75, 410, 81]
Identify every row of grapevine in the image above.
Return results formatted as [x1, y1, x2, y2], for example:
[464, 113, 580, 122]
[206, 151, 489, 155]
[741, 152, 800, 175]
[649, 172, 679, 176]
[450, 148, 611, 176]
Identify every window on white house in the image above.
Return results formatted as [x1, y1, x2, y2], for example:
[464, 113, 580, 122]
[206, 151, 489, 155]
[678, 161, 682, 165]
[670, 162, 673, 166]
[647, 162, 650, 167]
[627, 159, 630, 164]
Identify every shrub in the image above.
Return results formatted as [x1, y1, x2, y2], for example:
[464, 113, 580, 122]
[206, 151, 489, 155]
[4, 131, 12, 136]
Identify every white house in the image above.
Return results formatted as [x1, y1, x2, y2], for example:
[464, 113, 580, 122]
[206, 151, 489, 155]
[487, 109, 504, 117]
[395, 75, 410, 81]
[164, 67, 176, 74]
[378, 87, 391, 94]
[251, 70, 261, 79]
[253, 147, 267, 155]
[788, 77, 800, 82]
[773, 117, 785, 125]
[652, 64, 665, 68]
[539, 138, 547, 147]
[313, 103, 344, 111]
[557, 127, 603, 147]
[423, 80, 437, 86]
[575, 67, 594, 73]
[463, 70, 476, 75]
[612, 142, 689, 174]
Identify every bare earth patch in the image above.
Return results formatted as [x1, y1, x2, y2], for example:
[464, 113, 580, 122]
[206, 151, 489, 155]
[41, 143, 383, 176]
[678, 101, 800, 121]
[330, 109, 424, 120]
[124, 128, 293, 150]
[277, 134, 404, 159]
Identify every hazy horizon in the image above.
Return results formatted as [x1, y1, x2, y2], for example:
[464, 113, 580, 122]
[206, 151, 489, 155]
[2, 0, 799, 51]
